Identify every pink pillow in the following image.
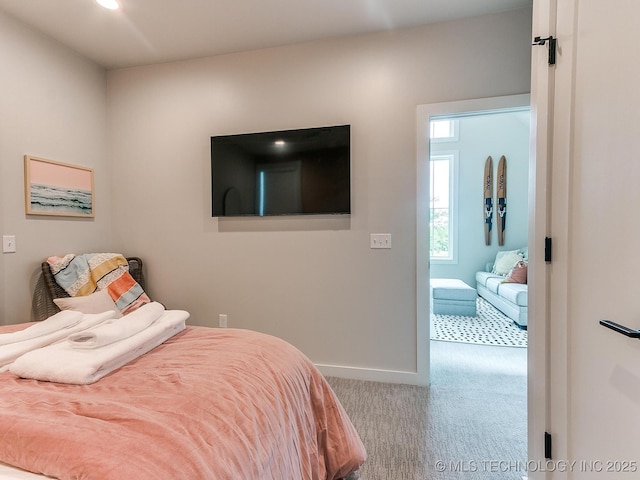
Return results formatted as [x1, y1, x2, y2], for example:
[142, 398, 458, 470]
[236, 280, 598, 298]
[503, 260, 528, 284]
[53, 289, 123, 317]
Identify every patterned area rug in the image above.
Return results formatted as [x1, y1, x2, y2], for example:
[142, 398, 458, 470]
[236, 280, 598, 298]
[431, 297, 527, 347]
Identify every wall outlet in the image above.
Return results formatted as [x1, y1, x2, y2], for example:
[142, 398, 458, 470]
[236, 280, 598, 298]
[218, 314, 228, 328]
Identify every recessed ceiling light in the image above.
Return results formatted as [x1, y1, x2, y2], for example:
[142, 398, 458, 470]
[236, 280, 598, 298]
[96, 0, 119, 10]
[274, 140, 285, 146]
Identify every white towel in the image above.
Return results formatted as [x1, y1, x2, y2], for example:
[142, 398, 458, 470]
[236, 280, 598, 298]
[0, 311, 117, 369]
[67, 301, 165, 349]
[0, 310, 83, 346]
[10, 310, 188, 385]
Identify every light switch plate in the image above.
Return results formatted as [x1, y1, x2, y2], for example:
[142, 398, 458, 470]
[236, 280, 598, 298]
[370, 233, 391, 249]
[2, 235, 16, 253]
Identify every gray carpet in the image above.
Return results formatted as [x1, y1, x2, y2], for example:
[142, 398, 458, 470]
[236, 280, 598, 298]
[431, 297, 527, 348]
[327, 341, 527, 480]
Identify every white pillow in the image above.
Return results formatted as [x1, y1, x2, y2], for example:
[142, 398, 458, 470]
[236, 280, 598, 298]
[492, 250, 524, 276]
[53, 289, 123, 318]
[518, 247, 529, 262]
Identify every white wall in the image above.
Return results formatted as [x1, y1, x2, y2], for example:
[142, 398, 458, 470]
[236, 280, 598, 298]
[0, 10, 112, 325]
[107, 8, 532, 381]
[431, 110, 530, 286]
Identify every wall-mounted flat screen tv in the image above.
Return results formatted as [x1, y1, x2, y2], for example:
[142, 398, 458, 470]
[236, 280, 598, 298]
[211, 125, 350, 217]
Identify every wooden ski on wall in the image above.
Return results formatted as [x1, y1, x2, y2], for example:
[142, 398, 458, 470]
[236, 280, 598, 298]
[497, 155, 507, 246]
[483, 156, 493, 246]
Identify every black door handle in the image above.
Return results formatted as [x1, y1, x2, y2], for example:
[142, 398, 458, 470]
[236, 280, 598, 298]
[599, 320, 640, 339]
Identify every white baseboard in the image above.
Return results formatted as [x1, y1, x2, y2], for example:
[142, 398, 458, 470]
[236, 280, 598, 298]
[315, 363, 428, 386]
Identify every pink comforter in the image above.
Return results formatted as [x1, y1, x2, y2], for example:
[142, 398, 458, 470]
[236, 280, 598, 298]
[0, 325, 366, 479]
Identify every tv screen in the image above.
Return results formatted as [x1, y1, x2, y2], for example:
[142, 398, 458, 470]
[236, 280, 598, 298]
[211, 125, 350, 217]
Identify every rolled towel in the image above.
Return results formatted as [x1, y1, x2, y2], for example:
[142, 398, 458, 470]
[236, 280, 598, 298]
[0, 310, 83, 346]
[67, 301, 165, 349]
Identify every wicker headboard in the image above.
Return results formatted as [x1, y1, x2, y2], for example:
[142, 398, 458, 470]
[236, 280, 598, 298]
[41, 257, 146, 301]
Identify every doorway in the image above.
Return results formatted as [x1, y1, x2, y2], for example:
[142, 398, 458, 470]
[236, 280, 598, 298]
[416, 94, 531, 473]
[428, 107, 530, 342]
[416, 94, 531, 384]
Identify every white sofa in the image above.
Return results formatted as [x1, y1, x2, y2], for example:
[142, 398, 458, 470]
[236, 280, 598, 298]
[475, 248, 528, 329]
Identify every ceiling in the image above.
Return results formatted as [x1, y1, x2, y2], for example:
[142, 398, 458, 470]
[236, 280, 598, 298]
[0, 0, 531, 70]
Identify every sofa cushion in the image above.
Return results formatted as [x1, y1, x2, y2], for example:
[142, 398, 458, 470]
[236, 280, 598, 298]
[475, 271, 502, 288]
[485, 276, 504, 295]
[498, 283, 528, 306]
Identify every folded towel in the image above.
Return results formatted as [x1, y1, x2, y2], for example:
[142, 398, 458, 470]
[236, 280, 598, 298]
[0, 311, 117, 369]
[10, 310, 188, 385]
[67, 302, 165, 349]
[0, 311, 82, 346]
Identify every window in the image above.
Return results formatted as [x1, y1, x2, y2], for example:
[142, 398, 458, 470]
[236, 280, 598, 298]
[429, 117, 459, 262]
[429, 151, 457, 262]
[430, 119, 459, 143]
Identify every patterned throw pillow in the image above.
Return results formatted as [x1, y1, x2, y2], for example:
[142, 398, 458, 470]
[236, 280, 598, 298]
[503, 260, 528, 284]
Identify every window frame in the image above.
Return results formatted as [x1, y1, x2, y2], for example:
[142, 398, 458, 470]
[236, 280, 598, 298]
[428, 149, 458, 264]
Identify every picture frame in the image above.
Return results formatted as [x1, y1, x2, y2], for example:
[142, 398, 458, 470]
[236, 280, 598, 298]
[24, 155, 94, 218]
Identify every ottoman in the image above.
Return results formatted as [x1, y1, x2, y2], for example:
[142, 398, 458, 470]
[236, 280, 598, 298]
[430, 278, 477, 316]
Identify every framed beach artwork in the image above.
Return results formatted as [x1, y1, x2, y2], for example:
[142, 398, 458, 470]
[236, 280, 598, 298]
[24, 156, 94, 217]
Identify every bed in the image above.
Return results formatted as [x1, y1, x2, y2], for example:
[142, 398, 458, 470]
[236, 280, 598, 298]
[0, 256, 366, 479]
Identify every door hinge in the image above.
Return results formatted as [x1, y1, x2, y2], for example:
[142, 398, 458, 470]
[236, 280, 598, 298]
[544, 432, 553, 459]
[533, 35, 557, 66]
[544, 237, 552, 263]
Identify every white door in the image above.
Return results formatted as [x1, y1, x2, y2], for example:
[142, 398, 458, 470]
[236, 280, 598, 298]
[532, 1, 640, 478]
